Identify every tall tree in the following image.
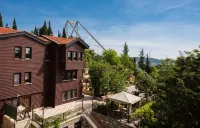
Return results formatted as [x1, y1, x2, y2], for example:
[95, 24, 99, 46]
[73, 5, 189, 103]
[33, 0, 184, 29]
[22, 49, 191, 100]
[58, 30, 61, 37]
[123, 42, 129, 55]
[33, 26, 39, 36]
[0, 13, 3, 27]
[145, 54, 151, 74]
[47, 20, 53, 36]
[62, 28, 66, 38]
[138, 49, 145, 70]
[102, 49, 121, 66]
[39, 21, 48, 36]
[153, 49, 200, 127]
[12, 18, 17, 30]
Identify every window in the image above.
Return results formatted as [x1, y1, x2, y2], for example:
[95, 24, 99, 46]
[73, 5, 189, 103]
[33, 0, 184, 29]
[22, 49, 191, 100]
[63, 70, 77, 80]
[14, 47, 22, 59]
[72, 71, 77, 79]
[73, 52, 77, 61]
[25, 72, 31, 84]
[14, 73, 21, 85]
[78, 52, 82, 61]
[68, 51, 72, 61]
[25, 47, 32, 59]
[73, 89, 77, 97]
[62, 89, 77, 101]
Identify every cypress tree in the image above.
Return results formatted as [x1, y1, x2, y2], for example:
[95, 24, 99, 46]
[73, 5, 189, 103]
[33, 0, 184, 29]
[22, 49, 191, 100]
[43, 21, 48, 35]
[0, 13, 3, 27]
[34, 26, 39, 36]
[12, 18, 17, 30]
[62, 28, 66, 38]
[138, 49, 145, 70]
[123, 42, 129, 55]
[145, 54, 151, 74]
[39, 21, 48, 36]
[58, 30, 61, 37]
[47, 20, 53, 36]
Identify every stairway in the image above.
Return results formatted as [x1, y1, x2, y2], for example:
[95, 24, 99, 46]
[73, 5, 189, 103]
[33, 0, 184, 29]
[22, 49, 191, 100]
[83, 109, 104, 128]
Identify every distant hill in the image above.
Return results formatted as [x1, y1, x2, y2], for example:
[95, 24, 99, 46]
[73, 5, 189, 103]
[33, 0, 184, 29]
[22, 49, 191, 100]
[132, 57, 161, 66]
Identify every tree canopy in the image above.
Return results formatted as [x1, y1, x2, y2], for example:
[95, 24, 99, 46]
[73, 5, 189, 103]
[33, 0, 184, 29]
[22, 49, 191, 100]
[102, 49, 121, 66]
[39, 21, 48, 36]
[123, 42, 129, 55]
[48, 20, 53, 36]
[138, 49, 145, 70]
[33, 26, 39, 36]
[12, 18, 17, 30]
[0, 13, 3, 27]
[153, 48, 200, 127]
[62, 28, 66, 38]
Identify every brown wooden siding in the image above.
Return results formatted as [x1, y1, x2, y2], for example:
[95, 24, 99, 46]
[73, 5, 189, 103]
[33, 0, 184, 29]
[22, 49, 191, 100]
[0, 35, 44, 108]
[65, 41, 84, 70]
[55, 42, 85, 106]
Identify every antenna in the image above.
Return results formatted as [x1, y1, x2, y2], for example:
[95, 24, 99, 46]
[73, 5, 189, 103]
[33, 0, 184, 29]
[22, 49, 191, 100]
[65, 20, 106, 50]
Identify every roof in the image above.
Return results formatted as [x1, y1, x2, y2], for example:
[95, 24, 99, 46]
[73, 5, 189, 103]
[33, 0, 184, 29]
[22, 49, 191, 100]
[107, 91, 141, 104]
[42, 35, 76, 44]
[0, 27, 48, 45]
[0, 28, 89, 48]
[0, 27, 20, 34]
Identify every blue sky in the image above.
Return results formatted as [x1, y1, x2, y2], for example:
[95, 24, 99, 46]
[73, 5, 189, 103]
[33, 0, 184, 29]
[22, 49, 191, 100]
[1, 0, 200, 59]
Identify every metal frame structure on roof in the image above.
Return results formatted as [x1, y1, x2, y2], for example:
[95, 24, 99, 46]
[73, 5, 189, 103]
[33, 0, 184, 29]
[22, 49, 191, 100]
[64, 20, 105, 50]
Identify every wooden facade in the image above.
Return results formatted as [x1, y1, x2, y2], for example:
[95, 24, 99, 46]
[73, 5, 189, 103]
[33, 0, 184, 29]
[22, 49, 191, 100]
[0, 28, 89, 122]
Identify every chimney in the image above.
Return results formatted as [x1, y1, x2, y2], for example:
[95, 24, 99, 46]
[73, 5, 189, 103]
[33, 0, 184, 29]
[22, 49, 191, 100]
[5, 23, 10, 28]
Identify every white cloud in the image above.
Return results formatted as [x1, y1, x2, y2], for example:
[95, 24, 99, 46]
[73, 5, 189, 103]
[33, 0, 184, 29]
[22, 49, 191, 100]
[81, 22, 200, 59]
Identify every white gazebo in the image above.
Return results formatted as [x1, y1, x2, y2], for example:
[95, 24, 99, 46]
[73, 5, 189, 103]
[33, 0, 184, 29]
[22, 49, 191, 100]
[106, 91, 142, 122]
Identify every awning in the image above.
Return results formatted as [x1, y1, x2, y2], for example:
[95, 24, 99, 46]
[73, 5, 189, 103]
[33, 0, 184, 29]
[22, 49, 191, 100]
[107, 91, 141, 104]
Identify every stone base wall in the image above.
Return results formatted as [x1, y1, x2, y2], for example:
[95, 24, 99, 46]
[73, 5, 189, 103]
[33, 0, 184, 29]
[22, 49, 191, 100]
[91, 112, 136, 128]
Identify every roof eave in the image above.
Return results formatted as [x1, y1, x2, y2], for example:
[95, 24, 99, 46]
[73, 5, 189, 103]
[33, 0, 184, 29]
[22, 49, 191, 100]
[65, 38, 90, 49]
[0, 31, 48, 45]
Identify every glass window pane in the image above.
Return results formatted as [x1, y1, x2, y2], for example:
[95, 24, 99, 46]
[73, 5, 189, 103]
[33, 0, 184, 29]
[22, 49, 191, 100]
[73, 90, 77, 97]
[67, 71, 71, 80]
[15, 47, 21, 59]
[25, 72, 31, 83]
[26, 48, 32, 59]
[72, 71, 77, 79]
[14, 73, 21, 85]
[68, 91, 71, 99]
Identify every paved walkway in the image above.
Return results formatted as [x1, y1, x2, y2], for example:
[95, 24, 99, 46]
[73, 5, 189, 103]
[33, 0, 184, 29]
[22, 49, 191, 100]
[33, 94, 94, 119]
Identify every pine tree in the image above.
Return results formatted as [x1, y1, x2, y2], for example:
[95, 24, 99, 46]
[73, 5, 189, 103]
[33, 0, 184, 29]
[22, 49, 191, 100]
[39, 21, 48, 36]
[12, 18, 17, 30]
[58, 30, 61, 37]
[47, 20, 53, 36]
[145, 54, 151, 74]
[123, 42, 129, 55]
[31, 30, 34, 34]
[0, 13, 3, 27]
[34, 26, 39, 36]
[138, 49, 145, 70]
[62, 28, 66, 38]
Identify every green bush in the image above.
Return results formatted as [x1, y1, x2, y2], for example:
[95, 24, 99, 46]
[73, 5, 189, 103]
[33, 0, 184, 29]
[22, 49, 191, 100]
[132, 101, 159, 128]
[93, 103, 107, 115]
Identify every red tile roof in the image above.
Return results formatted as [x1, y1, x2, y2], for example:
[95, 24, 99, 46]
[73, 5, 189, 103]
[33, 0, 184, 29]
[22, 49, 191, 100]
[27, 32, 50, 42]
[42, 35, 76, 44]
[0, 27, 20, 34]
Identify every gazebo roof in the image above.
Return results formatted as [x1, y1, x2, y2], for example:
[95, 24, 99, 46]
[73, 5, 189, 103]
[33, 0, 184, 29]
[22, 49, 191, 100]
[107, 91, 141, 104]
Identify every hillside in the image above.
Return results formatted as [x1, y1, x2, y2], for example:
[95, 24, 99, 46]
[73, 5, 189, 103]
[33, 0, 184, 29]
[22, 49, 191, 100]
[132, 57, 161, 66]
